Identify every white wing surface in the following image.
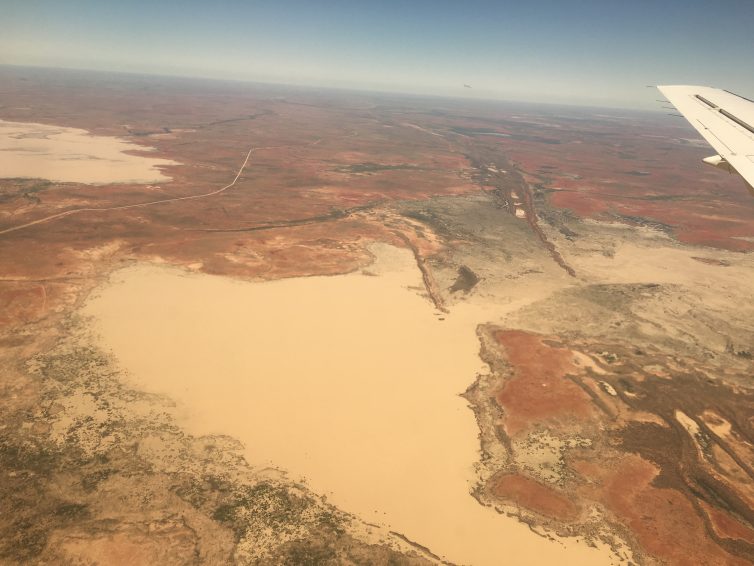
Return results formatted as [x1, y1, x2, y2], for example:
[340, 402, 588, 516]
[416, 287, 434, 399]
[659, 85, 754, 194]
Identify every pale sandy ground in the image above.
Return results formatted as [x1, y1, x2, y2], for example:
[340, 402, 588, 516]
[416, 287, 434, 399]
[551, 221, 754, 357]
[83, 244, 618, 566]
[0, 120, 177, 184]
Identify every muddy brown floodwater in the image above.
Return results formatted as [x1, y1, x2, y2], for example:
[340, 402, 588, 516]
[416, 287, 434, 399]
[82, 244, 617, 565]
[0, 120, 176, 184]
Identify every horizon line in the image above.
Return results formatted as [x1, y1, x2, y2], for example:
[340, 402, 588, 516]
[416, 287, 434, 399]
[0, 62, 662, 114]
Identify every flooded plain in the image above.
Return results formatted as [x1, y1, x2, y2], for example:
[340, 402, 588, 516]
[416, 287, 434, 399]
[0, 120, 176, 184]
[83, 244, 614, 565]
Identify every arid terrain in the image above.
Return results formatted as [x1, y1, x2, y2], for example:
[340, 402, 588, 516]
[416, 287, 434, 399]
[1, 66, 753, 565]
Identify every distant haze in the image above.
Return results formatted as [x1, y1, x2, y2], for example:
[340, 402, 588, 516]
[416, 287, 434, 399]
[3, 0, 753, 110]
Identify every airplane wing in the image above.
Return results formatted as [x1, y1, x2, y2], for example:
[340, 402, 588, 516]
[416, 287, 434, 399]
[658, 85, 754, 195]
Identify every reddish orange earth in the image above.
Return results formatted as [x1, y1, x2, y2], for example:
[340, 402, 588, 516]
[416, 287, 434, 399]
[482, 329, 754, 565]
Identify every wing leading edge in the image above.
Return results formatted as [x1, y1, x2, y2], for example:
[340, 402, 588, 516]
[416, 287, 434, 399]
[658, 85, 754, 195]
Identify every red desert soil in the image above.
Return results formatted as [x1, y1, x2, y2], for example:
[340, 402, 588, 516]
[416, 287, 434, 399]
[700, 501, 754, 545]
[594, 454, 750, 566]
[2, 68, 754, 564]
[429, 108, 754, 251]
[490, 473, 579, 521]
[494, 330, 596, 437]
[480, 328, 754, 565]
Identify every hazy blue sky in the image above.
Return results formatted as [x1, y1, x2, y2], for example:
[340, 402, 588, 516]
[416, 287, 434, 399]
[3, 0, 753, 109]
